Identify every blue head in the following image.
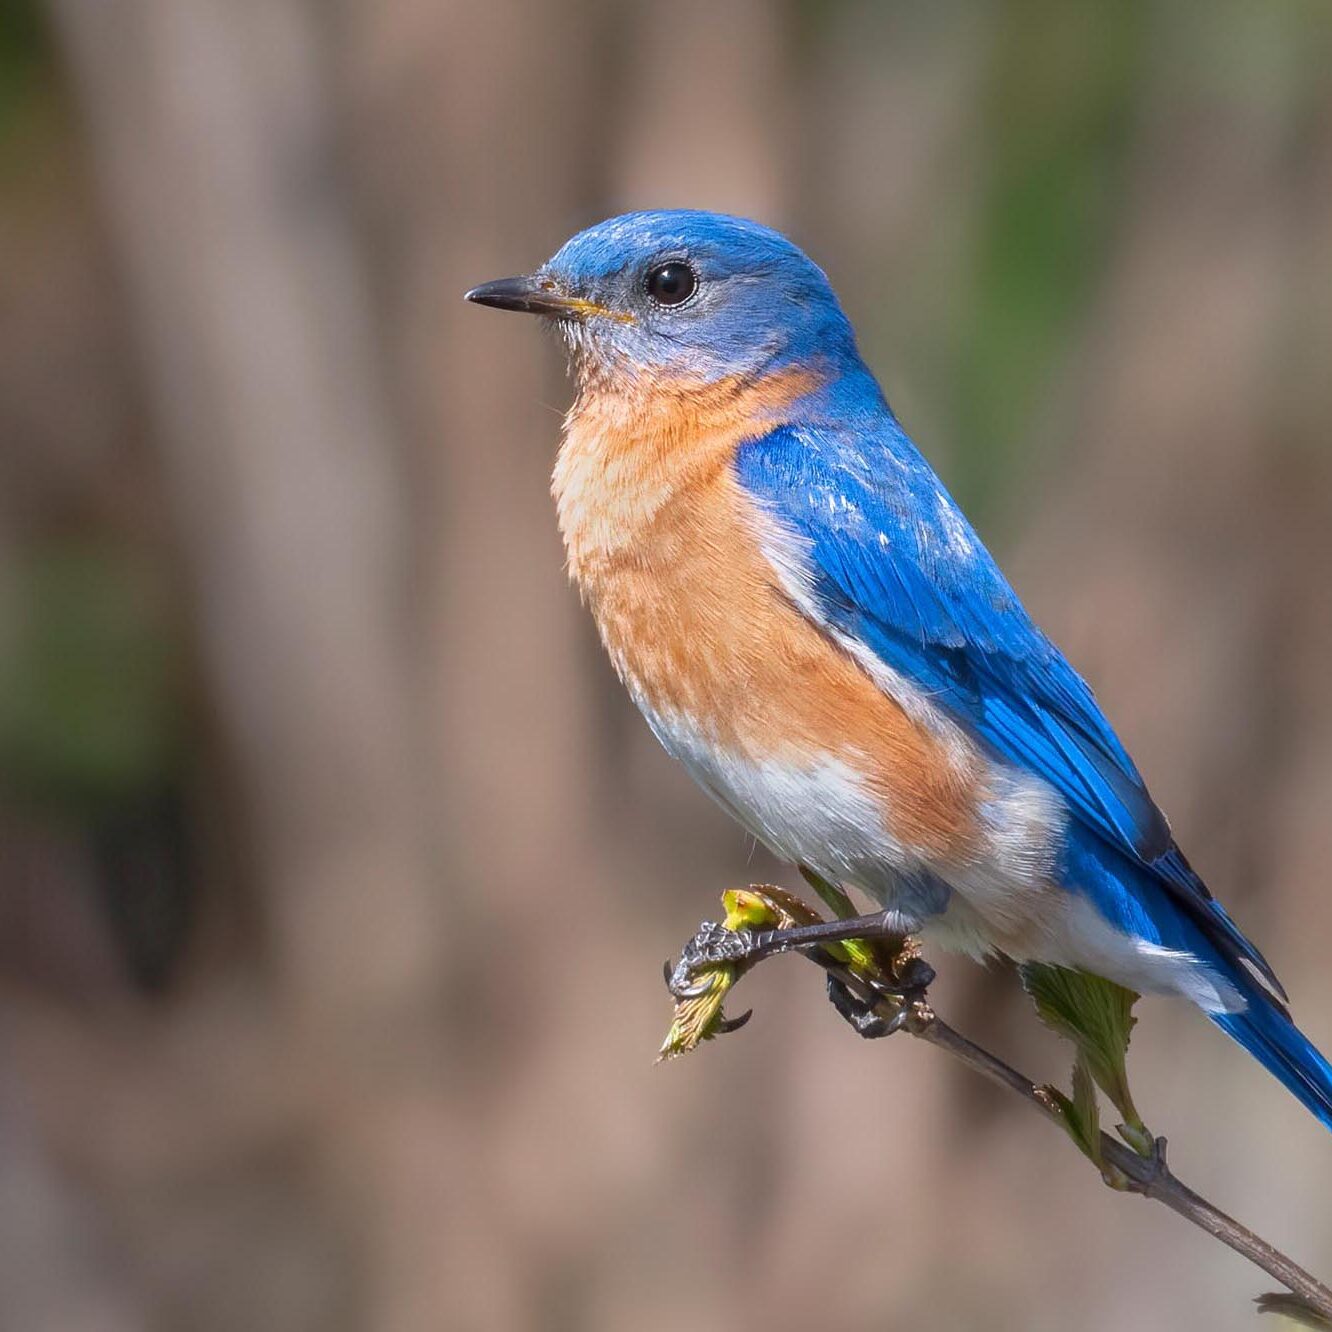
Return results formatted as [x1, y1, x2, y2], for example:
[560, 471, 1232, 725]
[466, 210, 864, 393]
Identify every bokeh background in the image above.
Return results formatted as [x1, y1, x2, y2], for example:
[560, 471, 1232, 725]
[2, 2, 1331, 1329]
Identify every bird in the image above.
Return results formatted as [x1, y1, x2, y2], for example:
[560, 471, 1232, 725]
[466, 209, 1332, 1130]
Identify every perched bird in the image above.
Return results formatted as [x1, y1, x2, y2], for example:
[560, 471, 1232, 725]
[466, 210, 1332, 1129]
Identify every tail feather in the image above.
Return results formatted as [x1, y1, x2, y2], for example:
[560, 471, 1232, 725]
[1212, 997, 1332, 1131]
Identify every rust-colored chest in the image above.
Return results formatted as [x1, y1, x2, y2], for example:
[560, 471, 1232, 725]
[551, 375, 983, 861]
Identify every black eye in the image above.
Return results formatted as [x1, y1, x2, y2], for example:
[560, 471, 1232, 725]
[645, 261, 697, 307]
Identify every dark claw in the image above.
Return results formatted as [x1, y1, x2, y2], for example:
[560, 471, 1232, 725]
[667, 968, 716, 1000]
[665, 921, 757, 1000]
[713, 1008, 753, 1035]
[826, 974, 896, 1039]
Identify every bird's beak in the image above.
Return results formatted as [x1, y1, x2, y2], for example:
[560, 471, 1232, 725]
[464, 274, 627, 322]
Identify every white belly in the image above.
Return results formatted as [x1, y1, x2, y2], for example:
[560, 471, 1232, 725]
[640, 700, 1000, 932]
[636, 696, 1240, 1009]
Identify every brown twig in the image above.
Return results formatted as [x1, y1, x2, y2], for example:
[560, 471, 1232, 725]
[809, 954, 1332, 1321]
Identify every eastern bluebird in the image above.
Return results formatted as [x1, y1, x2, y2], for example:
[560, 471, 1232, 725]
[467, 210, 1332, 1130]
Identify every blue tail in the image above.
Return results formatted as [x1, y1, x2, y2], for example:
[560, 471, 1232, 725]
[1062, 829, 1332, 1131]
[1212, 996, 1332, 1131]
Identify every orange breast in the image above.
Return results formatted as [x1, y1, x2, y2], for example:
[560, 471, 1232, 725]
[554, 368, 983, 863]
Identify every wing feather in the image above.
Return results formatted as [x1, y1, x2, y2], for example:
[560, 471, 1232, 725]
[735, 422, 1283, 999]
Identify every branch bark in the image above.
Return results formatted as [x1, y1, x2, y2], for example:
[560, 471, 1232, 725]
[801, 952, 1332, 1322]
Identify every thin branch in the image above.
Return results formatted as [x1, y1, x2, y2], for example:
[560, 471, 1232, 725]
[805, 953, 1332, 1321]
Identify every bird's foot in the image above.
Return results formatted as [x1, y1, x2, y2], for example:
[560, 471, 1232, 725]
[660, 895, 937, 1058]
[825, 954, 935, 1039]
[664, 920, 758, 999]
[658, 918, 761, 1059]
[826, 974, 904, 1038]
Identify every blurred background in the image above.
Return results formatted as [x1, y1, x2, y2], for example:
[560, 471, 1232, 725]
[2, 1, 1331, 1328]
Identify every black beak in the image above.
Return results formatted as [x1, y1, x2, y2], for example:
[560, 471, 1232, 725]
[464, 274, 592, 318]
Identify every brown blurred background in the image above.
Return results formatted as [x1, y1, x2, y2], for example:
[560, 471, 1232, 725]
[2, 2, 1331, 1329]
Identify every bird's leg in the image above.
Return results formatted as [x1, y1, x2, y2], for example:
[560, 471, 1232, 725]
[761, 910, 922, 961]
[665, 911, 935, 1003]
[664, 921, 757, 999]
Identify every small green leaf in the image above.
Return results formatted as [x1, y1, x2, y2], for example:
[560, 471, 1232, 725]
[798, 866, 858, 920]
[1116, 1119, 1156, 1158]
[1043, 1055, 1102, 1166]
[1042, 1054, 1135, 1188]
[657, 963, 737, 1062]
[797, 867, 902, 976]
[1021, 962, 1148, 1149]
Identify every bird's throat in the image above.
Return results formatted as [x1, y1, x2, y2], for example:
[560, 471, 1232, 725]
[552, 366, 818, 583]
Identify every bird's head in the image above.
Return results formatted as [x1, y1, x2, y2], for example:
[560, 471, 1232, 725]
[465, 210, 860, 396]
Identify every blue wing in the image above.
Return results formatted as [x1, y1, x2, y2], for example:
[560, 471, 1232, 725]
[734, 420, 1283, 999]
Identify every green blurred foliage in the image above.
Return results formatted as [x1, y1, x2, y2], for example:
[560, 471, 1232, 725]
[0, 543, 182, 814]
[957, 0, 1147, 519]
[0, 0, 50, 142]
